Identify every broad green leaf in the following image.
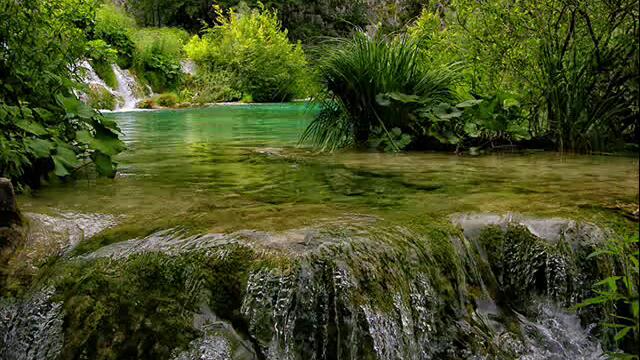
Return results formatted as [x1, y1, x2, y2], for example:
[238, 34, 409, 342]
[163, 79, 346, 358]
[75, 130, 93, 144]
[435, 106, 463, 120]
[15, 119, 48, 136]
[25, 138, 54, 158]
[54, 146, 80, 168]
[52, 156, 70, 177]
[456, 99, 483, 108]
[92, 151, 116, 178]
[387, 92, 420, 103]
[464, 122, 480, 137]
[61, 96, 95, 119]
[89, 129, 126, 156]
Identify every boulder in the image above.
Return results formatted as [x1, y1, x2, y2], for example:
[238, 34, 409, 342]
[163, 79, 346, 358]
[0, 178, 23, 249]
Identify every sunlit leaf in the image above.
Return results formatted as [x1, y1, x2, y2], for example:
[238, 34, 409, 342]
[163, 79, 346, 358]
[456, 99, 483, 108]
[614, 326, 631, 342]
[92, 151, 116, 178]
[25, 138, 54, 158]
[15, 119, 48, 135]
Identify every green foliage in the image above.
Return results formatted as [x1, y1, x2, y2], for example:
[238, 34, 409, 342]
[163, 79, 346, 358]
[125, 0, 370, 41]
[412, 0, 639, 153]
[179, 69, 241, 104]
[133, 27, 188, 92]
[87, 40, 118, 88]
[94, 3, 137, 68]
[137, 98, 156, 109]
[0, 0, 125, 188]
[85, 85, 117, 110]
[301, 32, 457, 151]
[578, 234, 639, 358]
[185, 5, 311, 102]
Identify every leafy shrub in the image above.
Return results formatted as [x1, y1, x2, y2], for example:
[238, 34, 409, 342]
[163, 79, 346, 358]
[137, 99, 156, 109]
[301, 32, 457, 151]
[184, 5, 312, 102]
[179, 69, 241, 104]
[154, 92, 178, 107]
[133, 27, 188, 92]
[0, 0, 125, 188]
[94, 3, 137, 68]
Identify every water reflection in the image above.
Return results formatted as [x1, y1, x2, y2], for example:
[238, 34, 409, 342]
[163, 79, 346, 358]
[19, 104, 639, 235]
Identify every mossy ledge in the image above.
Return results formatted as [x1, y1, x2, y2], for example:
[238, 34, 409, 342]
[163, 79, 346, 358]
[0, 214, 626, 359]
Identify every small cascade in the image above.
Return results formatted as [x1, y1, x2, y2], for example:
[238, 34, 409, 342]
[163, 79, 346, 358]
[75, 61, 150, 111]
[112, 64, 145, 111]
[0, 215, 615, 359]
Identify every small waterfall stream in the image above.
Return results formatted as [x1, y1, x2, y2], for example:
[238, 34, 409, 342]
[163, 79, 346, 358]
[111, 64, 144, 111]
[0, 213, 613, 360]
[77, 61, 149, 111]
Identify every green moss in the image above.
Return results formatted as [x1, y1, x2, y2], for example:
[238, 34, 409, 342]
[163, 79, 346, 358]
[49, 246, 260, 359]
[86, 85, 117, 110]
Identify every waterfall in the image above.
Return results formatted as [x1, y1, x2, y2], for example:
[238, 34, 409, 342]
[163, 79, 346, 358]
[76, 61, 150, 111]
[0, 214, 614, 359]
[111, 64, 144, 111]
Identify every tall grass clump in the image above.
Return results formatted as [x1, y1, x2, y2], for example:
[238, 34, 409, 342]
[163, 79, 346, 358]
[301, 32, 458, 151]
[133, 27, 189, 92]
[537, 37, 638, 153]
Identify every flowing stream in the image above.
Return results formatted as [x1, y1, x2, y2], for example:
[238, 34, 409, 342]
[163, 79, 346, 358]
[2, 105, 638, 359]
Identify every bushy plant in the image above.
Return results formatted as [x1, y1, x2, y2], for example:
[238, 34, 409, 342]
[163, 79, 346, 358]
[179, 69, 241, 104]
[94, 3, 137, 68]
[137, 98, 156, 109]
[185, 4, 312, 102]
[133, 27, 188, 92]
[0, 0, 125, 189]
[301, 32, 458, 151]
[154, 92, 178, 107]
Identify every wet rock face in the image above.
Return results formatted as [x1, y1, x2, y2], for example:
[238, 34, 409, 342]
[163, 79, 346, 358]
[0, 288, 64, 360]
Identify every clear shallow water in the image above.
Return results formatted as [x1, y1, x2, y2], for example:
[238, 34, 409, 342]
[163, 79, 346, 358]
[18, 103, 639, 235]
